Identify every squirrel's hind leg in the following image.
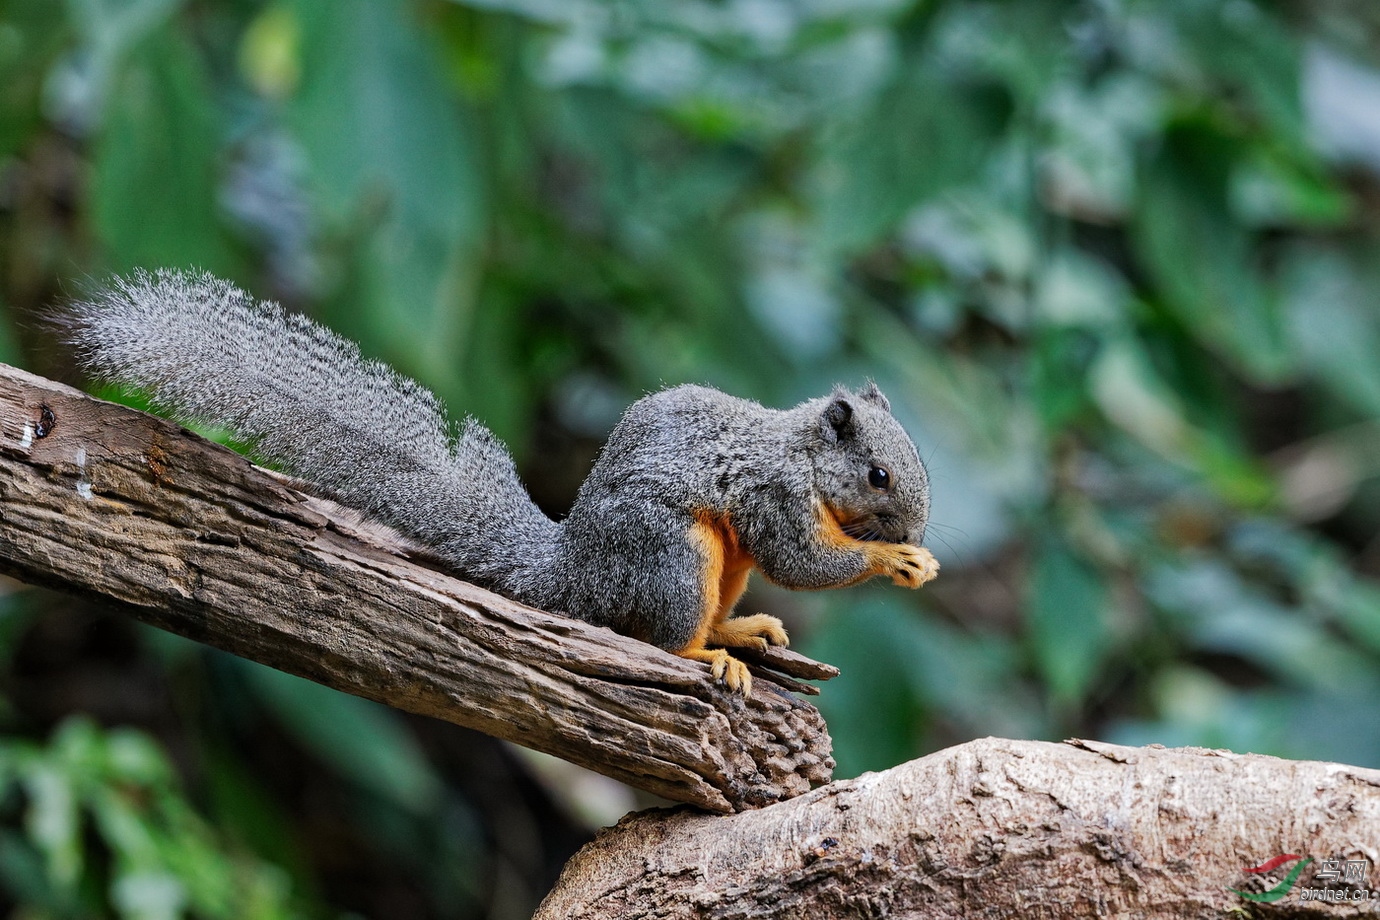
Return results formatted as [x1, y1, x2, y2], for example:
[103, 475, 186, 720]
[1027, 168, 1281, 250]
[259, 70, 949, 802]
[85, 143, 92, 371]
[668, 511, 789, 696]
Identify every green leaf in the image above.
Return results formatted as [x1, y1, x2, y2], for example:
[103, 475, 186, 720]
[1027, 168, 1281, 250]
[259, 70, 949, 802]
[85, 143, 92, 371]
[239, 4, 300, 100]
[1133, 121, 1293, 382]
[0, 827, 73, 912]
[1032, 328, 1096, 431]
[103, 730, 175, 786]
[1333, 582, 1380, 656]
[89, 786, 163, 872]
[1281, 246, 1380, 419]
[1231, 150, 1351, 228]
[1089, 335, 1190, 456]
[1028, 537, 1108, 705]
[57, 0, 184, 130]
[0, 0, 72, 159]
[1033, 249, 1128, 329]
[288, 0, 481, 233]
[21, 761, 82, 889]
[741, 212, 843, 360]
[110, 871, 187, 920]
[288, 0, 484, 383]
[810, 46, 1000, 256]
[64, 0, 182, 53]
[1178, 1, 1305, 144]
[89, 24, 235, 274]
[1146, 560, 1371, 690]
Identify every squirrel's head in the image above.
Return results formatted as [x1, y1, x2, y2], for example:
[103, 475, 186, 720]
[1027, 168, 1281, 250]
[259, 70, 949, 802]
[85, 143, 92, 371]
[808, 382, 930, 546]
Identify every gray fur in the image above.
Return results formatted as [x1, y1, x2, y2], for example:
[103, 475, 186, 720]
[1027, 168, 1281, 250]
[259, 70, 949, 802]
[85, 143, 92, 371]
[67, 269, 930, 653]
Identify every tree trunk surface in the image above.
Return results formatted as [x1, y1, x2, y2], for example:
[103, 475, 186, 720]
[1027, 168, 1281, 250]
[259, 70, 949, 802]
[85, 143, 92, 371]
[0, 363, 834, 813]
[537, 737, 1380, 919]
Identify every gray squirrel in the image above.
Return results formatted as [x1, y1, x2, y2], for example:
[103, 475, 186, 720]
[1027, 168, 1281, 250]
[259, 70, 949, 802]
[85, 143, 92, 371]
[67, 269, 937, 694]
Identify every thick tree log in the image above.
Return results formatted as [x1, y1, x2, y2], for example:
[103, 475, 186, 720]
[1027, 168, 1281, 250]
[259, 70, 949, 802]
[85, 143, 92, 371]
[537, 737, 1380, 918]
[0, 363, 834, 813]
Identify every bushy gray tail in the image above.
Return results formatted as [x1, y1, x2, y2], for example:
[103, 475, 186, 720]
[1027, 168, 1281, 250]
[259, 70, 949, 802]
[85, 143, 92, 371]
[66, 269, 559, 591]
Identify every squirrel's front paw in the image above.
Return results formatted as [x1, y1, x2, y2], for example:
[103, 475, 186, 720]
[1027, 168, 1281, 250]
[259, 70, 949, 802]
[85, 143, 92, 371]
[708, 613, 790, 653]
[869, 543, 939, 588]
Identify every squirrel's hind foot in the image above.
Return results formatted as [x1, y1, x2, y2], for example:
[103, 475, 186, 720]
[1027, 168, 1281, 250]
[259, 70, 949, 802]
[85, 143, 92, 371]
[677, 616, 789, 696]
[678, 646, 754, 696]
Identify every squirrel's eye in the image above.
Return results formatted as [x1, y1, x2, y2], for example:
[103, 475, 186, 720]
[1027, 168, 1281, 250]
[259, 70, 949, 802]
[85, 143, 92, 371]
[867, 465, 892, 491]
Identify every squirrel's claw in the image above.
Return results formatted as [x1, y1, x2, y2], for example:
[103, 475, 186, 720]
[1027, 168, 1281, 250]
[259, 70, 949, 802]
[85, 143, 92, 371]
[897, 544, 939, 587]
[677, 645, 754, 696]
[715, 652, 752, 696]
[866, 543, 939, 588]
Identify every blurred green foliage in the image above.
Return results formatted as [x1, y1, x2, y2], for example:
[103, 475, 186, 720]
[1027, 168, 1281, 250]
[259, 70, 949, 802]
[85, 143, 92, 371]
[4, 0, 1380, 916]
[0, 717, 295, 919]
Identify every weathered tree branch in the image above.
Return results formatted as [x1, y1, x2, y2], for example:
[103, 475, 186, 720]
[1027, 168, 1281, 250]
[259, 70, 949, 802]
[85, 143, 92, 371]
[537, 737, 1380, 918]
[0, 363, 834, 813]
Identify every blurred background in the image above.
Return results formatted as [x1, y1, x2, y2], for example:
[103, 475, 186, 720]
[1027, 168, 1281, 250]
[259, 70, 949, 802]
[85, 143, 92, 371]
[3, 0, 1380, 916]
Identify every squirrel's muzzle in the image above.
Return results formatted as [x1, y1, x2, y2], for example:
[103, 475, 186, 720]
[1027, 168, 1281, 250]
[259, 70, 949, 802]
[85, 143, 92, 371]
[839, 511, 914, 545]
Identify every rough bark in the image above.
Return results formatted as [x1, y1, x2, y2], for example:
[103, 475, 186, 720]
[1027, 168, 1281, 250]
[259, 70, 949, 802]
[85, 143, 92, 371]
[0, 363, 834, 813]
[537, 736, 1380, 919]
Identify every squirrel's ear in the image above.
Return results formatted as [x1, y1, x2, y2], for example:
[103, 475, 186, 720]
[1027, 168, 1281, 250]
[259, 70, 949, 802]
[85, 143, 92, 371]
[860, 381, 891, 413]
[820, 395, 854, 443]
